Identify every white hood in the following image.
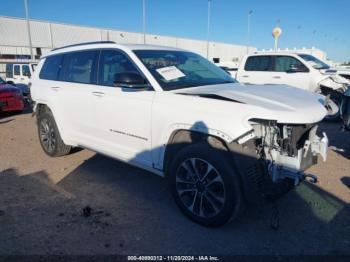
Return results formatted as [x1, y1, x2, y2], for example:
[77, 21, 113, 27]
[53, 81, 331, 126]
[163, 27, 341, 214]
[175, 83, 328, 124]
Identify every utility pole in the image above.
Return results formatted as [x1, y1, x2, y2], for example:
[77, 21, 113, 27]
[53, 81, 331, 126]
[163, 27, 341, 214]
[206, 0, 211, 59]
[246, 10, 253, 54]
[143, 0, 146, 44]
[24, 0, 34, 61]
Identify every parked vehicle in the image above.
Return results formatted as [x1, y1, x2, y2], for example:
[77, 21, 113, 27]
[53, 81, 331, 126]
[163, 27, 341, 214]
[0, 76, 25, 113]
[6, 62, 37, 86]
[236, 53, 349, 120]
[215, 62, 238, 78]
[341, 88, 350, 131]
[31, 42, 329, 227]
[335, 68, 350, 81]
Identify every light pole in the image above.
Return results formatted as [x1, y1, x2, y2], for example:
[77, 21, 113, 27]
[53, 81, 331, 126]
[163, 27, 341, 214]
[296, 25, 301, 48]
[311, 30, 316, 54]
[142, 0, 146, 44]
[24, 0, 34, 61]
[206, 0, 211, 59]
[246, 10, 253, 54]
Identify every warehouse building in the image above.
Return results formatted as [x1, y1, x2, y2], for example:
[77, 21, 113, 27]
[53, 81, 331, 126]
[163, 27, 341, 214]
[0, 16, 256, 77]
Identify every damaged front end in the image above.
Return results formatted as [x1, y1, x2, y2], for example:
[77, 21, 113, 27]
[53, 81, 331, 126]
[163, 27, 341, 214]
[240, 119, 328, 186]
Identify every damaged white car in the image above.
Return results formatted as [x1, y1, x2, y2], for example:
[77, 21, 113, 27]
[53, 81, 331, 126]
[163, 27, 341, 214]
[236, 53, 349, 121]
[31, 42, 329, 227]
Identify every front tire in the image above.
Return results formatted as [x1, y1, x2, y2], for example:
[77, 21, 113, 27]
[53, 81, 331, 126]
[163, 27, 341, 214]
[37, 111, 71, 157]
[168, 142, 243, 227]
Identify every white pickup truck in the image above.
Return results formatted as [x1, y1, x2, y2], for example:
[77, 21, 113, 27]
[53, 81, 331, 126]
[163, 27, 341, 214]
[236, 53, 349, 120]
[31, 42, 329, 227]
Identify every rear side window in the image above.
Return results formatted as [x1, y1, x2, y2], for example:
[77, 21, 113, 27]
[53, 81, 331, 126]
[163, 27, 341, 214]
[14, 65, 20, 76]
[39, 55, 63, 80]
[274, 56, 308, 72]
[244, 56, 272, 71]
[6, 64, 13, 78]
[98, 50, 139, 86]
[60, 50, 97, 84]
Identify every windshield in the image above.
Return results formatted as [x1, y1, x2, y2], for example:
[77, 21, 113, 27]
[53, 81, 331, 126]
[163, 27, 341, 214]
[0, 76, 6, 84]
[133, 50, 236, 90]
[298, 54, 330, 70]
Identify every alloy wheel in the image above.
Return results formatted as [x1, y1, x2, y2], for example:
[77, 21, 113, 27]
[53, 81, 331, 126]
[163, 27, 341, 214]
[175, 158, 226, 218]
[39, 118, 56, 153]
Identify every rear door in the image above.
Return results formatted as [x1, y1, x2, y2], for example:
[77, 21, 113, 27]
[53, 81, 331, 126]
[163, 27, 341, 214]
[269, 55, 312, 90]
[12, 64, 22, 84]
[237, 55, 274, 84]
[21, 64, 32, 84]
[56, 50, 99, 145]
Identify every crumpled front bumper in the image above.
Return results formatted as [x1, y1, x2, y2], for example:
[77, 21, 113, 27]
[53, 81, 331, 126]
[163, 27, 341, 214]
[268, 126, 328, 185]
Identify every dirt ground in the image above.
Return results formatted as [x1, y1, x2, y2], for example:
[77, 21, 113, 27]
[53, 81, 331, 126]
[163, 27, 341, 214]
[0, 108, 349, 256]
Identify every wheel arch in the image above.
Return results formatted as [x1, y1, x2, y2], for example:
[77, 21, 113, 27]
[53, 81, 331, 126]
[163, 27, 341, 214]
[163, 129, 230, 175]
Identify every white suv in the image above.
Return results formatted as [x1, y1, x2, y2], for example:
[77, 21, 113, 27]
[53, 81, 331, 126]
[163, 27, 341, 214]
[236, 53, 349, 120]
[31, 42, 329, 227]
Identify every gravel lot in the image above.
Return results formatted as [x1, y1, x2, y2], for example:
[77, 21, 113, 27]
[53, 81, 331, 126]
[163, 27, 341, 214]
[0, 108, 349, 256]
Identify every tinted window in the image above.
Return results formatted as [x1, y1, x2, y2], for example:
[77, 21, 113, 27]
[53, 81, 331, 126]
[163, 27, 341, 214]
[244, 56, 272, 71]
[60, 50, 97, 84]
[22, 65, 31, 77]
[6, 64, 13, 78]
[98, 50, 139, 86]
[274, 56, 308, 72]
[14, 65, 20, 76]
[39, 55, 63, 80]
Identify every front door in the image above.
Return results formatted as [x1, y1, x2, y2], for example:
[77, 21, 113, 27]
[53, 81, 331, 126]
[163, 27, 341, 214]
[268, 55, 312, 90]
[90, 49, 154, 167]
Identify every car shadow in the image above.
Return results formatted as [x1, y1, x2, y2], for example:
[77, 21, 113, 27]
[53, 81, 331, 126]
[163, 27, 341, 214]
[1, 122, 350, 255]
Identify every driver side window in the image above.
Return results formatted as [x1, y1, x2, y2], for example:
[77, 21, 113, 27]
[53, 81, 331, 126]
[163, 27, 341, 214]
[274, 56, 308, 72]
[98, 50, 139, 87]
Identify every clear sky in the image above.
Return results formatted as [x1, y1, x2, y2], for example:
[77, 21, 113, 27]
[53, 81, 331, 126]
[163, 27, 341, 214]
[1, 0, 349, 62]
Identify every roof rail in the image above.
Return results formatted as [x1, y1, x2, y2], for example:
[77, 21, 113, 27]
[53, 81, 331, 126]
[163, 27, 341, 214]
[52, 41, 116, 51]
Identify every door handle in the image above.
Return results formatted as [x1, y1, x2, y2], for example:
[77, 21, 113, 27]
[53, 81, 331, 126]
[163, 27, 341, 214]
[272, 76, 281, 79]
[92, 91, 105, 97]
[51, 86, 60, 91]
[242, 75, 249, 78]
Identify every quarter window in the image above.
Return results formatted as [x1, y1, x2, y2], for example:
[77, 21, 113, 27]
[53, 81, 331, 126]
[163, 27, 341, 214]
[98, 50, 139, 87]
[244, 56, 272, 71]
[60, 50, 97, 84]
[274, 56, 308, 72]
[14, 65, 20, 76]
[39, 55, 63, 80]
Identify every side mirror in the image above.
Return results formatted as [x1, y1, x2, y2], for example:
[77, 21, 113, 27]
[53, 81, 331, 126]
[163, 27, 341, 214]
[113, 73, 150, 90]
[6, 81, 15, 86]
[287, 64, 306, 73]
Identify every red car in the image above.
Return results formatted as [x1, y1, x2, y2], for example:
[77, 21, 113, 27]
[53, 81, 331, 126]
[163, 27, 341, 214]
[0, 77, 25, 113]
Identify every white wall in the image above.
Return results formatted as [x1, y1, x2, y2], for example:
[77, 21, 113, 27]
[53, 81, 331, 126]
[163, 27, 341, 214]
[0, 16, 256, 64]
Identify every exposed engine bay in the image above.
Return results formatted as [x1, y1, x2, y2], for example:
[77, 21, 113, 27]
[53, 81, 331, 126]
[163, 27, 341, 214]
[239, 120, 328, 186]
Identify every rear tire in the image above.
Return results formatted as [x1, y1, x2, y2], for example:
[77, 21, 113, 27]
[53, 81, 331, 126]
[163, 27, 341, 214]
[37, 111, 71, 157]
[168, 142, 243, 227]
